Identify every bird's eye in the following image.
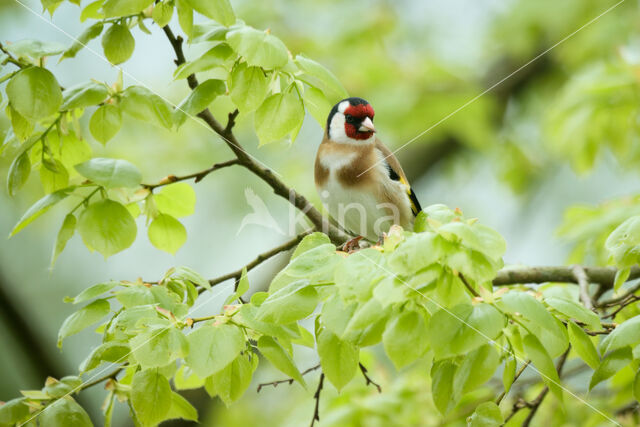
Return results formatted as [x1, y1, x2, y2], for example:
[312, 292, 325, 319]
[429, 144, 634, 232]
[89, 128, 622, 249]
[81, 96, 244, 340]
[345, 114, 355, 123]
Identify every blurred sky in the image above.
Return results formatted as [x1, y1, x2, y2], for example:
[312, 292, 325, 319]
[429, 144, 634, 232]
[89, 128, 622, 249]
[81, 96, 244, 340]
[1, 0, 640, 423]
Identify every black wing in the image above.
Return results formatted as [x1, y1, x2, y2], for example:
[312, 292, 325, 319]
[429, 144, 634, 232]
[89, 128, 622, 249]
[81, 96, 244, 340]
[384, 160, 422, 217]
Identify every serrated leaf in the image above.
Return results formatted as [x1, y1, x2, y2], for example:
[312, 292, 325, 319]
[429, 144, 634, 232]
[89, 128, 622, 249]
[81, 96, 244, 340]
[120, 86, 173, 129]
[7, 151, 31, 196]
[431, 360, 457, 415]
[61, 22, 103, 60]
[317, 326, 358, 391]
[185, 323, 244, 378]
[229, 62, 269, 113]
[382, 308, 429, 369]
[257, 279, 317, 324]
[0, 398, 29, 425]
[567, 321, 599, 369]
[78, 199, 137, 258]
[226, 26, 288, 70]
[545, 296, 600, 330]
[131, 327, 188, 368]
[254, 91, 304, 145]
[257, 336, 305, 387]
[174, 43, 234, 79]
[152, 1, 174, 27]
[102, 0, 154, 18]
[165, 392, 198, 422]
[80, 341, 130, 372]
[148, 214, 187, 255]
[522, 334, 563, 401]
[154, 183, 196, 218]
[39, 397, 92, 427]
[67, 281, 119, 304]
[51, 213, 76, 266]
[205, 353, 257, 405]
[468, 402, 503, 427]
[10, 187, 75, 236]
[186, 0, 235, 26]
[502, 356, 516, 394]
[61, 81, 108, 110]
[295, 54, 348, 101]
[89, 104, 122, 144]
[131, 369, 172, 427]
[174, 79, 226, 127]
[302, 85, 332, 127]
[5, 39, 65, 59]
[101, 23, 135, 65]
[75, 158, 142, 188]
[58, 299, 110, 347]
[599, 314, 640, 355]
[589, 346, 632, 390]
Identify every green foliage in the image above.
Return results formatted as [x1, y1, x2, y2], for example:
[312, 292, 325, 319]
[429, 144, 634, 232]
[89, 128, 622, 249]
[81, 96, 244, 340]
[78, 199, 137, 257]
[6, 67, 62, 120]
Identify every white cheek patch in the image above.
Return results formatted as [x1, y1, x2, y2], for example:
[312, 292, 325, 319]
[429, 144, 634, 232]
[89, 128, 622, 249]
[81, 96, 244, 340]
[329, 111, 375, 145]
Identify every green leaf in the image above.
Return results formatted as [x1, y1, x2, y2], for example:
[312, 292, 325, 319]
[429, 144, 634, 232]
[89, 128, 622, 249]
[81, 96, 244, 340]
[388, 232, 445, 275]
[75, 158, 142, 188]
[5, 39, 65, 59]
[599, 314, 640, 354]
[237, 267, 249, 297]
[257, 279, 317, 324]
[257, 336, 306, 387]
[589, 346, 632, 390]
[254, 91, 305, 145]
[382, 307, 429, 369]
[131, 369, 172, 427]
[317, 326, 358, 391]
[633, 369, 640, 402]
[80, 0, 104, 21]
[341, 298, 389, 346]
[61, 22, 103, 60]
[453, 344, 499, 394]
[9, 105, 33, 142]
[205, 353, 257, 406]
[10, 187, 75, 236]
[522, 334, 563, 401]
[148, 214, 187, 255]
[229, 62, 269, 113]
[89, 104, 122, 144]
[79, 341, 130, 372]
[40, 159, 69, 194]
[606, 216, 640, 268]
[176, 0, 193, 38]
[185, 323, 244, 378]
[67, 281, 119, 304]
[7, 151, 31, 196]
[186, 0, 235, 26]
[502, 356, 516, 394]
[567, 321, 600, 369]
[39, 397, 92, 427]
[0, 398, 29, 425]
[152, 1, 174, 27]
[545, 296, 600, 330]
[78, 199, 137, 258]
[468, 402, 503, 427]
[428, 303, 504, 358]
[165, 392, 198, 422]
[102, 0, 154, 18]
[614, 267, 631, 292]
[154, 183, 196, 218]
[295, 54, 348, 101]
[131, 327, 188, 368]
[102, 24, 135, 65]
[334, 248, 384, 301]
[226, 27, 289, 70]
[61, 81, 108, 110]
[174, 43, 234, 79]
[57, 299, 110, 347]
[174, 79, 226, 127]
[51, 213, 76, 266]
[121, 86, 173, 129]
[431, 360, 457, 415]
[302, 85, 332, 127]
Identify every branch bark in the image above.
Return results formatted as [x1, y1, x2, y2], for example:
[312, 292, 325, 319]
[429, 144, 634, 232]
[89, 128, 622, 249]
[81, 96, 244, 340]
[492, 265, 640, 290]
[161, 25, 346, 244]
[572, 265, 594, 310]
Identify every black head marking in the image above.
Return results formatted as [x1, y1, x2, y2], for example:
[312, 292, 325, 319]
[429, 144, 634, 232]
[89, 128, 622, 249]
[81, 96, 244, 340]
[326, 97, 371, 131]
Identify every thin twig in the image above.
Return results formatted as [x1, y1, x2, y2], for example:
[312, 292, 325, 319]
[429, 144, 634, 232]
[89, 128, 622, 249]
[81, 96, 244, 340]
[256, 364, 321, 392]
[358, 363, 382, 393]
[495, 360, 531, 405]
[310, 373, 324, 427]
[459, 273, 480, 298]
[572, 265, 594, 310]
[598, 282, 640, 307]
[201, 230, 313, 294]
[142, 159, 239, 190]
[78, 366, 123, 391]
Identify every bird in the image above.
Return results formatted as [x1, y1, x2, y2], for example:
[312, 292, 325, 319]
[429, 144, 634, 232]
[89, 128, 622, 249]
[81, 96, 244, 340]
[315, 97, 422, 246]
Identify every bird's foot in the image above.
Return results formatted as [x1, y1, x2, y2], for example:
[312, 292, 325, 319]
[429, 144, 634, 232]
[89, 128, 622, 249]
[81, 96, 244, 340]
[342, 236, 364, 253]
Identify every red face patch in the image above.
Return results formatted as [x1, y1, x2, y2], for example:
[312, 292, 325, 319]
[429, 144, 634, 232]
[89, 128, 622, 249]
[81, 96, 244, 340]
[344, 103, 375, 140]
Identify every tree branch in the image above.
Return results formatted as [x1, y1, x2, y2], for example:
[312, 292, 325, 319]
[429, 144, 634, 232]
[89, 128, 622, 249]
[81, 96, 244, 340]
[358, 362, 382, 393]
[142, 159, 239, 190]
[495, 360, 530, 405]
[310, 373, 324, 427]
[256, 364, 321, 392]
[493, 265, 640, 290]
[161, 24, 346, 243]
[201, 230, 313, 294]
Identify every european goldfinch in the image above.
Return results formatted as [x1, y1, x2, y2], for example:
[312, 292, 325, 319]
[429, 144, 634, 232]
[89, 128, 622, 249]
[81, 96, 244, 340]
[315, 97, 422, 243]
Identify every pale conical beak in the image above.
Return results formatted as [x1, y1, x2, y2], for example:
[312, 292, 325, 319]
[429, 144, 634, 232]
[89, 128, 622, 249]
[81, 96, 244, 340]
[359, 117, 376, 132]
